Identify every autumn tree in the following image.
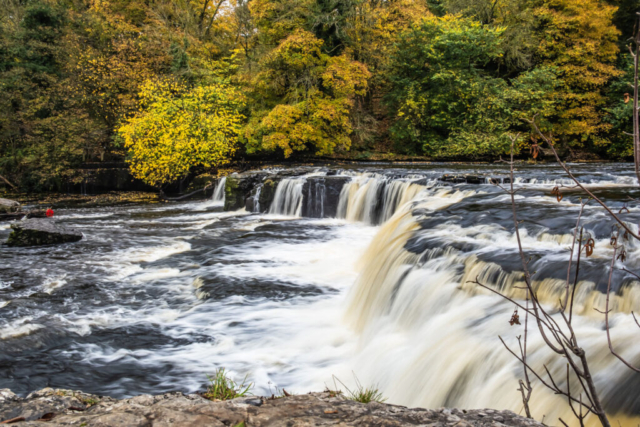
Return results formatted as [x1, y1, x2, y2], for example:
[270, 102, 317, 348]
[244, 30, 370, 157]
[534, 0, 621, 149]
[118, 78, 245, 186]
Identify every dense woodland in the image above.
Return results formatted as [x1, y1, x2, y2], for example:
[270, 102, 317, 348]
[0, 0, 638, 188]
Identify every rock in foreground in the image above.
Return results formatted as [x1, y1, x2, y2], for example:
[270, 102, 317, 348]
[6, 219, 83, 247]
[0, 388, 543, 426]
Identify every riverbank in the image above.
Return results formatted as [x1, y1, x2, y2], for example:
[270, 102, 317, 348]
[0, 388, 543, 426]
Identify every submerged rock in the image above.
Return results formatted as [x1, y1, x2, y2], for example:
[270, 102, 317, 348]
[0, 389, 544, 426]
[6, 219, 83, 247]
[0, 198, 20, 214]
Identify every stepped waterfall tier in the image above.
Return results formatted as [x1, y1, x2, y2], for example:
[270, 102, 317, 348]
[1, 163, 639, 426]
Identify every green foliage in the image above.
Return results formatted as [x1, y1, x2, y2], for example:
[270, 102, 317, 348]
[347, 386, 386, 404]
[332, 374, 387, 404]
[203, 368, 253, 401]
[603, 53, 635, 157]
[388, 15, 547, 157]
[118, 78, 245, 186]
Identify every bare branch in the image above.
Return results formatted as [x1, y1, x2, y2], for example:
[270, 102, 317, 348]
[604, 242, 640, 372]
[528, 118, 640, 241]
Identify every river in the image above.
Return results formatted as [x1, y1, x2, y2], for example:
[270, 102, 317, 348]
[1, 163, 639, 425]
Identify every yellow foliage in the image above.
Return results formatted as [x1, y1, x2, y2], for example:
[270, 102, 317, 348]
[245, 31, 370, 157]
[119, 79, 245, 186]
[535, 0, 621, 145]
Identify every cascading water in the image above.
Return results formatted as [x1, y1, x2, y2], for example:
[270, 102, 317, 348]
[1, 163, 639, 426]
[269, 178, 306, 216]
[213, 177, 227, 202]
[342, 183, 640, 426]
[336, 173, 435, 225]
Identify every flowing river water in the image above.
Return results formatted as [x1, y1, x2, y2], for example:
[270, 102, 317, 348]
[1, 163, 640, 426]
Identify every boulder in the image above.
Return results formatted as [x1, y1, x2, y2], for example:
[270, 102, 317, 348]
[6, 219, 83, 247]
[0, 198, 20, 214]
[0, 388, 545, 426]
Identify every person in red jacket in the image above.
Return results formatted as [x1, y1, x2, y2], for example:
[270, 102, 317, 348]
[46, 208, 54, 217]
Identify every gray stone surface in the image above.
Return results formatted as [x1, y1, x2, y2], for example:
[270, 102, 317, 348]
[0, 389, 544, 426]
[0, 198, 20, 214]
[6, 219, 83, 247]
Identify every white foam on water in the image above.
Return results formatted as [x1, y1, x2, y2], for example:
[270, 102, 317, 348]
[0, 317, 44, 340]
[67, 221, 377, 396]
[42, 275, 68, 294]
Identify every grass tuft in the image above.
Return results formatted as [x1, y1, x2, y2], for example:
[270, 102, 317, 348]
[347, 385, 386, 404]
[203, 368, 253, 401]
[331, 374, 386, 404]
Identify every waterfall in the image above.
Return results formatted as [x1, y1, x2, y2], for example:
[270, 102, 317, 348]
[336, 173, 436, 225]
[269, 178, 306, 216]
[344, 188, 640, 426]
[252, 184, 262, 213]
[213, 177, 226, 202]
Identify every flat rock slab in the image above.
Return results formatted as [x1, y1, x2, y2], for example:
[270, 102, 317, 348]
[0, 388, 544, 426]
[6, 218, 83, 247]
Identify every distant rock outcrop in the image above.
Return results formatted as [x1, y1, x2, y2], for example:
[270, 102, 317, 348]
[0, 198, 20, 214]
[0, 388, 544, 426]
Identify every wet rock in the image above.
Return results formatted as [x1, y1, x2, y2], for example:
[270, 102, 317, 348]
[257, 177, 282, 213]
[464, 175, 484, 184]
[301, 176, 350, 218]
[25, 210, 47, 219]
[0, 198, 20, 214]
[6, 219, 83, 247]
[0, 212, 25, 222]
[245, 184, 262, 213]
[183, 174, 218, 199]
[439, 174, 467, 184]
[224, 173, 267, 211]
[0, 389, 545, 426]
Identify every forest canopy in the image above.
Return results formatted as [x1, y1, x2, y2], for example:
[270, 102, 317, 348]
[0, 0, 637, 187]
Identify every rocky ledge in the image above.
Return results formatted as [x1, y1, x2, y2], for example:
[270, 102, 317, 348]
[0, 388, 543, 426]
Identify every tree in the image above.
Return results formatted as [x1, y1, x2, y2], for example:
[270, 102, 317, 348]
[387, 14, 558, 157]
[244, 29, 370, 157]
[118, 78, 245, 186]
[534, 0, 621, 149]
[440, 0, 538, 73]
[0, 0, 94, 189]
